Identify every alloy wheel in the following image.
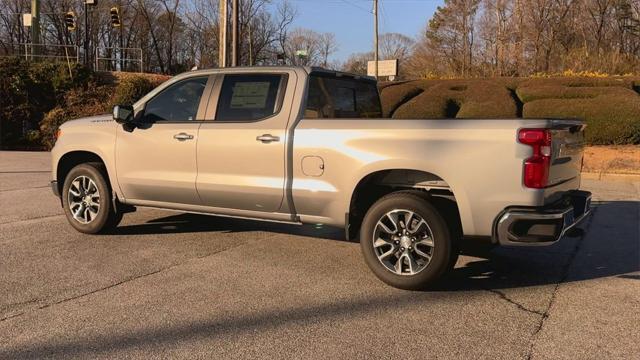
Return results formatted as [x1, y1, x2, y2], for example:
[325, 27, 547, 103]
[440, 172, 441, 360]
[67, 175, 101, 224]
[372, 209, 435, 275]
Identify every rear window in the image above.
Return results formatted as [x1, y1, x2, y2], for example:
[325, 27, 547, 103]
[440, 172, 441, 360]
[216, 74, 287, 122]
[304, 74, 382, 119]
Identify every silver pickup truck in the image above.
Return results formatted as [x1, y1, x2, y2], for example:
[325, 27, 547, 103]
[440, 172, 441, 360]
[51, 66, 591, 289]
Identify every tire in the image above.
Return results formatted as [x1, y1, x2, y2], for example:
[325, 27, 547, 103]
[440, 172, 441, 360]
[61, 163, 122, 234]
[360, 191, 454, 290]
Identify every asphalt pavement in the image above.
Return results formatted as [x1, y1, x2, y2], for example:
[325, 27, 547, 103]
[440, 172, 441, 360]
[0, 151, 638, 359]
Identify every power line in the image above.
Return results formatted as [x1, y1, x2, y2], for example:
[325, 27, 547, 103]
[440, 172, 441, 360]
[338, 0, 373, 14]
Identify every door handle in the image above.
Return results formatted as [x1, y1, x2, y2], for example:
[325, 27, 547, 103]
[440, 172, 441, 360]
[173, 132, 194, 141]
[256, 134, 280, 143]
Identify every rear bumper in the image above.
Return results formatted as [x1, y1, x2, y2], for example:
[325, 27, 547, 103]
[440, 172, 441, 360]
[495, 190, 592, 246]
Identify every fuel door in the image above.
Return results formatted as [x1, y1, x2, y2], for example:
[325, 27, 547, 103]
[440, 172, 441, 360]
[302, 156, 325, 177]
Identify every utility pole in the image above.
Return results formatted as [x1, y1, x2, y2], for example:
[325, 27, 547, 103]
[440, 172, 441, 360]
[232, 0, 239, 67]
[373, 0, 378, 79]
[219, 0, 227, 67]
[30, 0, 40, 57]
[84, 1, 89, 66]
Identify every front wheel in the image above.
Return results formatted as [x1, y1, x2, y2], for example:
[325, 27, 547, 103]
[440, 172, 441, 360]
[61, 163, 122, 234]
[360, 191, 455, 290]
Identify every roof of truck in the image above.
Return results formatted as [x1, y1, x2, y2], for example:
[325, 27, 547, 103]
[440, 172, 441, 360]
[178, 66, 376, 82]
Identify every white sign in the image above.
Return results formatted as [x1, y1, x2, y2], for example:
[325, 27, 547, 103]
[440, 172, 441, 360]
[367, 59, 398, 77]
[22, 13, 32, 27]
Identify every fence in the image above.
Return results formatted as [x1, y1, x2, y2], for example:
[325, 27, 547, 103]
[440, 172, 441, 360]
[0, 43, 80, 63]
[95, 47, 143, 73]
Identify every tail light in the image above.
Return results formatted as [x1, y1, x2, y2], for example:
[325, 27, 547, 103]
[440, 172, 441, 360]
[518, 129, 551, 188]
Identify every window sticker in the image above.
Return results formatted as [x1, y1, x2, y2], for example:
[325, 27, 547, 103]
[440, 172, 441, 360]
[230, 81, 271, 109]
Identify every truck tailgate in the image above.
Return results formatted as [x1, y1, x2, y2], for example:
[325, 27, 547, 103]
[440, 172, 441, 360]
[548, 120, 586, 187]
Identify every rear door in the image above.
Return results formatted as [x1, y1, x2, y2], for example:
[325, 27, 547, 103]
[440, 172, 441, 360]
[196, 71, 295, 212]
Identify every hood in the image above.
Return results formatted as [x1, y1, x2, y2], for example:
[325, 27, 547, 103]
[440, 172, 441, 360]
[60, 114, 114, 129]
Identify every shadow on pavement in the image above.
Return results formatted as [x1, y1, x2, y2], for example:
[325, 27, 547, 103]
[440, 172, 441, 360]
[2, 202, 637, 358]
[112, 200, 639, 292]
[114, 212, 346, 241]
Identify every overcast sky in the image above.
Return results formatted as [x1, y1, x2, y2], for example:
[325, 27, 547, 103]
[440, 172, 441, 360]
[285, 0, 444, 62]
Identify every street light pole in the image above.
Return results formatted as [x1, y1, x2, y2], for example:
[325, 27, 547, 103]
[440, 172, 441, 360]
[373, 0, 378, 79]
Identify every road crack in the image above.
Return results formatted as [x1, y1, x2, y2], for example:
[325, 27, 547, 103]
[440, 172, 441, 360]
[0, 241, 248, 323]
[525, 205, 598, 360]
[485, 289, 544, 316]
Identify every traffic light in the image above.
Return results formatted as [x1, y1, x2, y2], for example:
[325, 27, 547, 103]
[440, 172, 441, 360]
[64, 11, 76, 31]
[110, 7, 121, 27]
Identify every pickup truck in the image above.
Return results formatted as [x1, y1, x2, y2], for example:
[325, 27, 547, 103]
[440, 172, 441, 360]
[51, 66, 591, 289]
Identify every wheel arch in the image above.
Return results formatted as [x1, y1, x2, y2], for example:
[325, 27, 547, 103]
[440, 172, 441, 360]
[56, 151, 113, 196]
[346, 169, 462, 241]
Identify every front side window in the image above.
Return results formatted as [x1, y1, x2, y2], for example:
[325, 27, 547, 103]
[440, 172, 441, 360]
[216, 74, 286, 122]
[143, 76, 208, 122]
[305, 74, 382, 119]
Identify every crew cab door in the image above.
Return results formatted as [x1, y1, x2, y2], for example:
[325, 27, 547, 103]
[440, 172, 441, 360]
[115, 75, 212, 205]
[196, 72, 295, 212]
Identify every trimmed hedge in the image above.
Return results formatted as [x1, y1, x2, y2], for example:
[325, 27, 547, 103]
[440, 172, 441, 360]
[380, 83, 425, 118]
[523, 94, 640, 145]
[383, 79, 518, 119]
[380, 76, 640, 145]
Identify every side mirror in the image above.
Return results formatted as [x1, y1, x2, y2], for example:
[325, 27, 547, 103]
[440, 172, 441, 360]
[112, 105, 134, 124]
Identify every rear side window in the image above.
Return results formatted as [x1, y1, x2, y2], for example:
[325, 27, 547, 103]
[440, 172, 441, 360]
[216, 74, 287, 122]
[305, 74, 382, 119]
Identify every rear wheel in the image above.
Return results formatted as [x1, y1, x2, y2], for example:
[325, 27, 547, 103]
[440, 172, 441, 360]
[360, 191, 455, 290]
[62, 163, 122, 234]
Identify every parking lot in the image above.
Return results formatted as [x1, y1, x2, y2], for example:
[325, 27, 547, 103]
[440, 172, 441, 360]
[1, 151, 638, 359]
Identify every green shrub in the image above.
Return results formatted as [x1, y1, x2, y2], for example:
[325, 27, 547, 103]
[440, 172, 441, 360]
[523, 94, 640, 145]
[111, 75, 154, 106]
[0, 58, 96, 147]
[379, 83, 424, 117]
[39, 107, 70, 150]
[381, 76, 639, 144]
[516, 86, 636, 103]
[391, 79, 518, 119]
[519, 77, 633, 89]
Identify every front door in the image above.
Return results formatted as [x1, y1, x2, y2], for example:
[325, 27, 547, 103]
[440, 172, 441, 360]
[116, 75, 210, 205]
[196, 72, 295, 212]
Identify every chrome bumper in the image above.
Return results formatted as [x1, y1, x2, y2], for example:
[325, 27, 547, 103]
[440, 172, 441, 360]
[495, 190, 592, 246]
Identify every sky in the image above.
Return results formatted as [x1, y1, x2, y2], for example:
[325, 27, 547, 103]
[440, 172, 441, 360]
[285, 0, 444, 62]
